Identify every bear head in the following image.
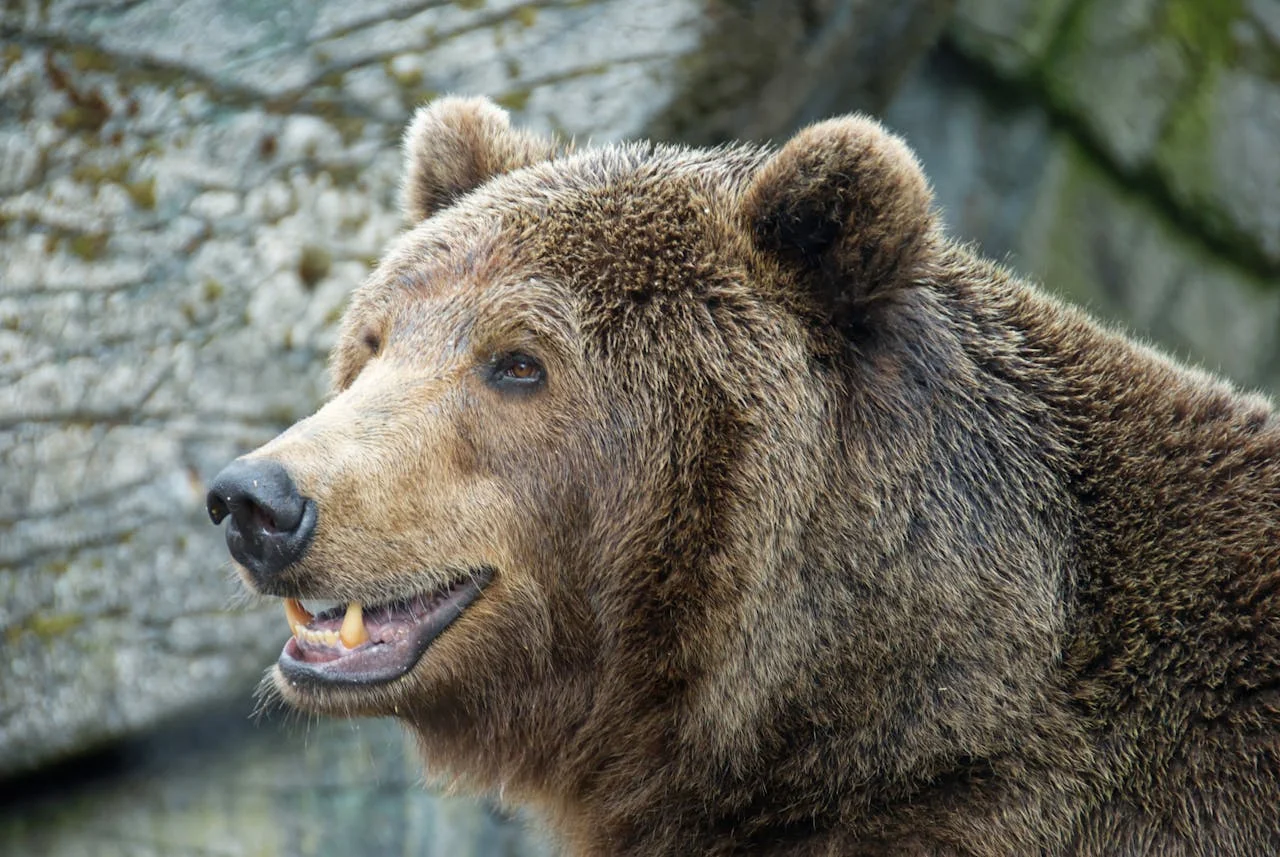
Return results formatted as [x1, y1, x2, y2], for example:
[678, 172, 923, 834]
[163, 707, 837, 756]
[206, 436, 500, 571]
[207, 97, 1070, 838]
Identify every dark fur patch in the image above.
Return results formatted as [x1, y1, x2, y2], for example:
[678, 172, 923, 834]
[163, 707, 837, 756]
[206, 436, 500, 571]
[743, 116, 935, 335]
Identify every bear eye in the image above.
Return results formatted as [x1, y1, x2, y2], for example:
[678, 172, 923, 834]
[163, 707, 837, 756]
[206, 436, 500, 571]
[489, 353, 546, 392]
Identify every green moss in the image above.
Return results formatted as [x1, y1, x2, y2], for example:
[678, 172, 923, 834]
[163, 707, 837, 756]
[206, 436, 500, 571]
[1157, 75, 1213, 175]
[70, 47, 114, 73]
[27, 613, 84, 641]
[513, 4, 537, 27]
[1033, 145, 1119, 309]
[1165, 0, 1242, 68]
[316, 68, 346, 88]
[1, 315, 19, 332]
[326, 164, 361, 186]
[339, 209, 368, 230]
[493, 88, 531, 111]
[385, 58, 424, 88]
[68, 233, 108, 261]
[298, 245, 332, 290]
[455, 0, 484, 9]
[331, 115, 367, 146]
[202, 279, 224, 301]
[71, 161, 129, 185]
[1150, 0, 1259, 260]
[408, 86, 440, 108]
[265, 404, 300, 425]
[125, 177, 156, 209]
[55, 104, 110, 133]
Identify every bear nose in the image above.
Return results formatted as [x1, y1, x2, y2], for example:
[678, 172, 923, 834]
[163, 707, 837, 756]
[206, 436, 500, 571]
[206, 459, 316, 585]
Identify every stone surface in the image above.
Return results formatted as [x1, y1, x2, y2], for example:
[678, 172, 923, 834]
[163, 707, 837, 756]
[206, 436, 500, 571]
[949, 0, 1073, 75]
[0, 0, 952, 786]
[648, 0, 953, 143]
[885, 48, 1280, 396]
[1045, 0, 1194, 170]
[0, 706, 551, 856]
[948, 0, 1280, 273]
[1158, 68, 1280, 269]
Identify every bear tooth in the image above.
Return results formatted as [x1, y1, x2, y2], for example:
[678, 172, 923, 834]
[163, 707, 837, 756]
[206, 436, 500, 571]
[284, 598, 313, 637]
[340, 602, 369, 648]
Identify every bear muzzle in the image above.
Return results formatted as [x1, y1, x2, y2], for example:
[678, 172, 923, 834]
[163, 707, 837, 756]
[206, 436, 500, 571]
[275, 569, 493, 688]
[205, 457, 317, 590]
[207, 457, 497, 689]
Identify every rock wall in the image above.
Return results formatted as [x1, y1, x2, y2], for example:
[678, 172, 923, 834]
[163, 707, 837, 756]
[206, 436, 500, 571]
[887, 0, 1280, 392]
[2, 705, 552, 857]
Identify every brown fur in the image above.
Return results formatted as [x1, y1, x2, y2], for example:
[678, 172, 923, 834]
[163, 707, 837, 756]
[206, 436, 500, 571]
[231, 96, 1280, 855]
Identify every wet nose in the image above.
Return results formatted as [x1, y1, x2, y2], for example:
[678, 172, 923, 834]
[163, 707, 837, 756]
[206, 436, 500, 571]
[206, 459, 316, 584]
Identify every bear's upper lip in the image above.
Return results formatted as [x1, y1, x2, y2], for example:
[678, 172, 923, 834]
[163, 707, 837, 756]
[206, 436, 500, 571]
[276, 568, 493, 687]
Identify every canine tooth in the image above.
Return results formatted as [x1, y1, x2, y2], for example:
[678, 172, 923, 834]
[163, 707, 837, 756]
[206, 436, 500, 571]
[340, 602, 370, 648]
[284, 598, 313, 636]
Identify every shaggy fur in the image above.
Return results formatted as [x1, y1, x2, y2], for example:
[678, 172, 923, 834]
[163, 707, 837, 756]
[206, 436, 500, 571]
[229, 96, 1280, 855]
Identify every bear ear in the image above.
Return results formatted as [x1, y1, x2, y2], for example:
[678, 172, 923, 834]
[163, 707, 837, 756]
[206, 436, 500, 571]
[741, 116, 934, 331]
[401, 96, 560, 223]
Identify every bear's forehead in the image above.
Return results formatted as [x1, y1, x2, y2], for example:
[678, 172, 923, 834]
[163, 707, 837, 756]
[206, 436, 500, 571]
[373, 143, 768, 308]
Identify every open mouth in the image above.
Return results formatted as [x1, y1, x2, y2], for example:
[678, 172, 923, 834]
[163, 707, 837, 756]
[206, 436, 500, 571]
[277, 568, 493, 687]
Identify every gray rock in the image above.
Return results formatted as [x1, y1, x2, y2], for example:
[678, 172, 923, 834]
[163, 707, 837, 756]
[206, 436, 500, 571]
[647, 0, 954, 143]
[1249, 0, 1280, 44]
[0, 707, 551, 856]
[949, 0, 1073, 76]
[1043, 0, 1191, 171]
[883, 49, 1054, 263]
[885, 50, 1280, 394]
[1157, 69, 1280, 269]
[0, 0, 952, 782]
[948, 0, 1280, 273]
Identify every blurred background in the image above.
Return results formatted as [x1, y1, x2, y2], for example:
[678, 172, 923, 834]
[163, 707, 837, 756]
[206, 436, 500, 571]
[1, 0, 1277, 853]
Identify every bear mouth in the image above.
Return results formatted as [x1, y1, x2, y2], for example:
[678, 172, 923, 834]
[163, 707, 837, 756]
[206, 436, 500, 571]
[277, 568, 493, 687]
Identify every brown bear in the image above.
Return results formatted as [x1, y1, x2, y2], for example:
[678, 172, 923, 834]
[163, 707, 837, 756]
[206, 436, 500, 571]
[206, 96, 1280, 856]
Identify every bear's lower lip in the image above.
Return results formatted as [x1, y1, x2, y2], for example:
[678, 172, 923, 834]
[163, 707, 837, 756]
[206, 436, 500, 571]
[277, 569, 493, 688]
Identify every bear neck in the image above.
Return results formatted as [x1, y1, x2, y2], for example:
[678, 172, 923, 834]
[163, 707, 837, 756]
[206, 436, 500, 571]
[531, 251, 1094, 853]
[421, 244, 1280, 855]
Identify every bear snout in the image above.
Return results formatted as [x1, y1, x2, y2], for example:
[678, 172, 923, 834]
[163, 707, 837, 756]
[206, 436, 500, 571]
[206, 458, 317, 589]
